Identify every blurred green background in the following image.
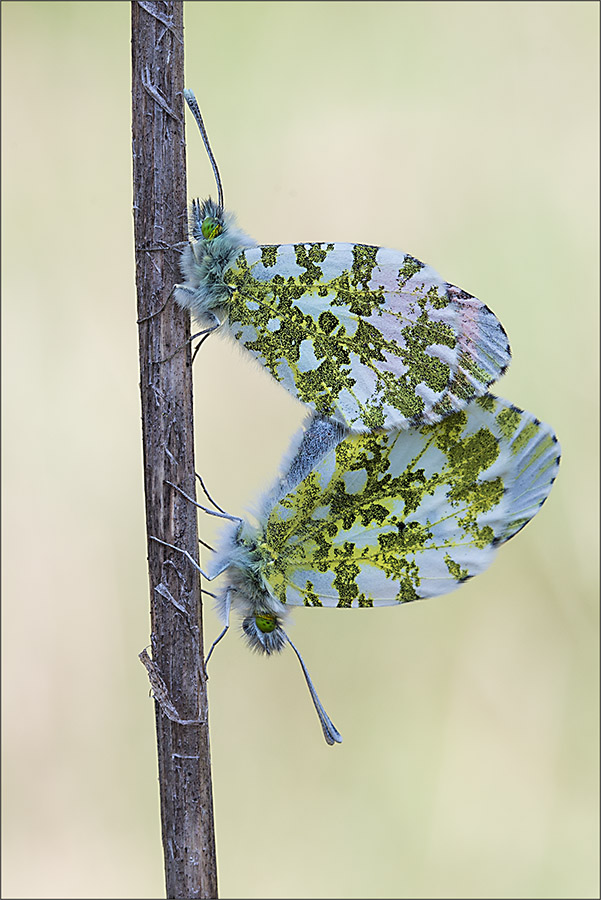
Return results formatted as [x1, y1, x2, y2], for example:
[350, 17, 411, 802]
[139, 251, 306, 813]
[2, 2, 599, 898]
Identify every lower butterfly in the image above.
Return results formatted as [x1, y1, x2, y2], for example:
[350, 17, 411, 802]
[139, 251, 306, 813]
[155, 395, 560, 744]
[174, 89, 511, 433]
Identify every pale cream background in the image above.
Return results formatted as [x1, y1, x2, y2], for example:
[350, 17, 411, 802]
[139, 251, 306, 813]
[2, 2, 599, 898]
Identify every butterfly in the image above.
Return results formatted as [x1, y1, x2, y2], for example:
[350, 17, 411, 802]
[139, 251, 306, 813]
[174, 90, 511, 433]
[155, 394, 559, 744]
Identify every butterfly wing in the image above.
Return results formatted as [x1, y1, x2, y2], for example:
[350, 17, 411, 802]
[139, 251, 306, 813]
[224, 244, 511, 432]
[260, 396, 560, 607]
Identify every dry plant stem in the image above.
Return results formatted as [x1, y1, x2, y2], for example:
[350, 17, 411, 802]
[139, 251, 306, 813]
[131, 3, 218, 898]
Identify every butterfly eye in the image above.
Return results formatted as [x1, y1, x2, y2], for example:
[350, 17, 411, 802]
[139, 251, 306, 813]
[255, 614, 277, 634]
[242, 615, 286, 654]
[201, 216, 223, 240]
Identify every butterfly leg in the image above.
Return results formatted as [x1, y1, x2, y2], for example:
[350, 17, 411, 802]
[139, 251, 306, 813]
[191, 314, 220, 364]
[205, 587, 233, 666]
[150, 305, 220, 364]
[148, 534, 228, 580]
[164, 480, 242, 524]
[137, 287, 173, 324]
[194, 473, 232, 516]
[190, 315, 220, 343]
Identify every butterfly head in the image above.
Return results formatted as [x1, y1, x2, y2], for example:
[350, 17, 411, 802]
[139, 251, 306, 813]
[191, 197, 226, 243]
[242, 613, 286, 655]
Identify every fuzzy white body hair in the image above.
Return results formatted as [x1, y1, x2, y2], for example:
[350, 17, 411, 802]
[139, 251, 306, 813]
[209, 415, 345, 627]
[174, 204, 255, 325]
[202, 413, 347, 742]
[257, 414, 347, 520]
[210, 519, 287, 625]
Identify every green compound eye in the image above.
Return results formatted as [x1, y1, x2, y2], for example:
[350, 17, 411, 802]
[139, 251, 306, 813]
[255, 615, 277, 634]
[201, 216, 223, 240]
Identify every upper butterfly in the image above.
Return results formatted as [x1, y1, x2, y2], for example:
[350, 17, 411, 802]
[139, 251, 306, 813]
[175, 89, 511, 433]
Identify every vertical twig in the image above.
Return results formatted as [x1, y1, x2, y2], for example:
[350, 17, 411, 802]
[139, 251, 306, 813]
[131, 3, 218, 898]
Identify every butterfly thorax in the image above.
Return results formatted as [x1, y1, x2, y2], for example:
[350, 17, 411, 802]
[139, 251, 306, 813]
[230, 536, 288, 655]
[175, 197, 256, 322]
[212, 523, 288, 654]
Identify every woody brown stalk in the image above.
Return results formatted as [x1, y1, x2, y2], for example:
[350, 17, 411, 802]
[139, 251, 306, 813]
[131, 2, 218, 897]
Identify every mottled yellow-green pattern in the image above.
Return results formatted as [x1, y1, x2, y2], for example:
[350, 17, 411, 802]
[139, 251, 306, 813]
[236, 395, 560, 608]
[223, 242, 510, 431]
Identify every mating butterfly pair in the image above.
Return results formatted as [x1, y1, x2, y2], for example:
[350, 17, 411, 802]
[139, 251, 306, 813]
[169, 89, 560, 744]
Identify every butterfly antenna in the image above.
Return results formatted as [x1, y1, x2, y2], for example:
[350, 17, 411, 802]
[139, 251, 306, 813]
[183, 88, 224, 210]
[284, 634, 343, 746]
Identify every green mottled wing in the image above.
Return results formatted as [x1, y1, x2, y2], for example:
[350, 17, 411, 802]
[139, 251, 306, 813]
[259, 395, 560, 607]
[224, 243, 511, 432]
